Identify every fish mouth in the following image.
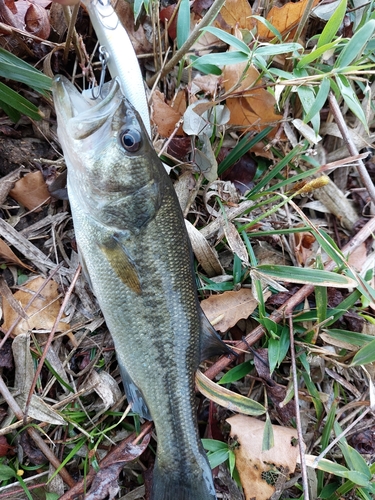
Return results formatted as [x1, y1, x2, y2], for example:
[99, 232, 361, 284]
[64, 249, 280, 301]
[52, 75, 123, 140]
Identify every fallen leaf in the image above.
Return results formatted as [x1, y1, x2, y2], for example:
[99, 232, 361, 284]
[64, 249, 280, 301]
[257, 0, 320, 40]
[221, 0, 255, 30]
[86, 371, 122, 411]
[227, 414, 302, 500]
[2, 276, 70, 336]
[347, 242, 367, 273]
[0, 238, 34, 270]
[114, 0, 152, 54]
[223, 50, 282, 131]
[9, 171, 51, 211]
[25, 1, 50, 38]
[201, 288, 271, 332]
[151, 90, 183, 137]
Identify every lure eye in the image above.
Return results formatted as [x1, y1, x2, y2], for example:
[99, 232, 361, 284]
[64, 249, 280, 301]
[120, 128, 142, 152]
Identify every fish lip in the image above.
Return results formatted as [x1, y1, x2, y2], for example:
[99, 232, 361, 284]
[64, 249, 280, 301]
[52, 75, 125, 140]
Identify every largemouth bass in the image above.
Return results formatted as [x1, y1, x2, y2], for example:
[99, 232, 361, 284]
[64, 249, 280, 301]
[52, 75, 226, 499]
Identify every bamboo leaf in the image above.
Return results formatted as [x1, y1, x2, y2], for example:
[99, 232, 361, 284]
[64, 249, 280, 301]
[335, 19, 375, 68]
[317, 0, 347, 48]
[177, 0, 190, 49]
[196, 370, 266, 416]
[335, 74, 368, 132]
[202, 26, 250, 53]
[256, 265, 358, 288]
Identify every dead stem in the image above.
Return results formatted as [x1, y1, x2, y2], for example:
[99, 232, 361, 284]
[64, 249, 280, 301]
[328, 91, 375, 205]
[288, 315, 309, 500]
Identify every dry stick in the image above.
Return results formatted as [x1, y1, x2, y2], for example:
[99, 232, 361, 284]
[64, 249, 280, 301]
[24, 265, 82, 418]
[288, 315, 309, 500]
[62, 3, 82, 65]
[328, 91, 375, 205]
[0, 376, 75, 488]
[204, 215, 375, 380]
[147, 0, 226, 87]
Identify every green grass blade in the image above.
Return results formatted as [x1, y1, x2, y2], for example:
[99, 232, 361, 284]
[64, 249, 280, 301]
[256, 264, 358, 287]
[202, 26, 250, 53]
[0, 82, 43, 120]
[177, 0, 190, 49]
[218, 127, 273, 175]
[317, 0, 347, 48]
[335, 19, 375, 67]
[192, 51, 249, 67]
[303, 77, 330, 124]
[297, 40, 341, 68]
[335, 74, 368, 132]
[0, 48, 51, 91]
[350, 337, 375, 366]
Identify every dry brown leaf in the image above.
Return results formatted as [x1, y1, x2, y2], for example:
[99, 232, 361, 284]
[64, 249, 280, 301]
[171, 89, 187, 116]
[221, 0, 255, 30]
[114, 0, 152, 54]
[227, 414, 301, 500]
[347, 242, 367, 272]
[151, 90, 183, 137]
[25, 1, 50, 39]
[257, 0, 320, 40]
[2, 276, 70, 336]
[201, 288, 271, 332]
[9, 171, 51, 211]
[0, 238, 33, 270]
[191, 74, 220, 96]
[223, 61, 281, 131]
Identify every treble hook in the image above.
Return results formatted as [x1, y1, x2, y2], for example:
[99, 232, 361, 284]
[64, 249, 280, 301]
[91, 45, 110, 100]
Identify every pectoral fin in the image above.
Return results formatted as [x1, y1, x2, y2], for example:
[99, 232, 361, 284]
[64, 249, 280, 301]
[200, 309, 234, 361]
[98, 236, 141, 295]
[118, 362, 152, 420]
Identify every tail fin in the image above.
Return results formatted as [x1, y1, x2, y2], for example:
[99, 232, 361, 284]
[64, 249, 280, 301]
[150, 455, 216, 500]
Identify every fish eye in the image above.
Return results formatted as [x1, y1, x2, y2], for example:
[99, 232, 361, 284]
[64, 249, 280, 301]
[120, 128, 142, 152]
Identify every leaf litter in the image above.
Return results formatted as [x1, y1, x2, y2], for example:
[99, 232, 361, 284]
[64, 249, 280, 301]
[0, 0, 375, 498]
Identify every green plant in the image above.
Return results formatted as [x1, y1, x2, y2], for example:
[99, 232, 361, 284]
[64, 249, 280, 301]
[0, 47, 51, 121]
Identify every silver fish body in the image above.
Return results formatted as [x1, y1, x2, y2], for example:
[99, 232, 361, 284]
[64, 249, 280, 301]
[52, 75, 216, 500]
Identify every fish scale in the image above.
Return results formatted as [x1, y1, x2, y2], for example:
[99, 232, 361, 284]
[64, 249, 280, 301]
[53, 75, 218, 499]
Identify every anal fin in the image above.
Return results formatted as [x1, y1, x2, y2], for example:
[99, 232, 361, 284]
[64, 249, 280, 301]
[118, 362, 152, 420]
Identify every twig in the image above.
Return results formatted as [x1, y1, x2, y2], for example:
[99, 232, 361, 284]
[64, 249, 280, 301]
[147, 0, 226, 87]
[204, 215, 375, 380]
[288, 316, 309, 499]
[328, 91, 375, 205]
[62, 3, 82, 65]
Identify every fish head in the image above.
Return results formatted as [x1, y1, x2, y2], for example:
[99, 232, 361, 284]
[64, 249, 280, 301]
[52, 75, 162, 229]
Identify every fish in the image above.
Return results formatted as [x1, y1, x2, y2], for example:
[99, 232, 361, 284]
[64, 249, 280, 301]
[52, 75, 230, 499]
